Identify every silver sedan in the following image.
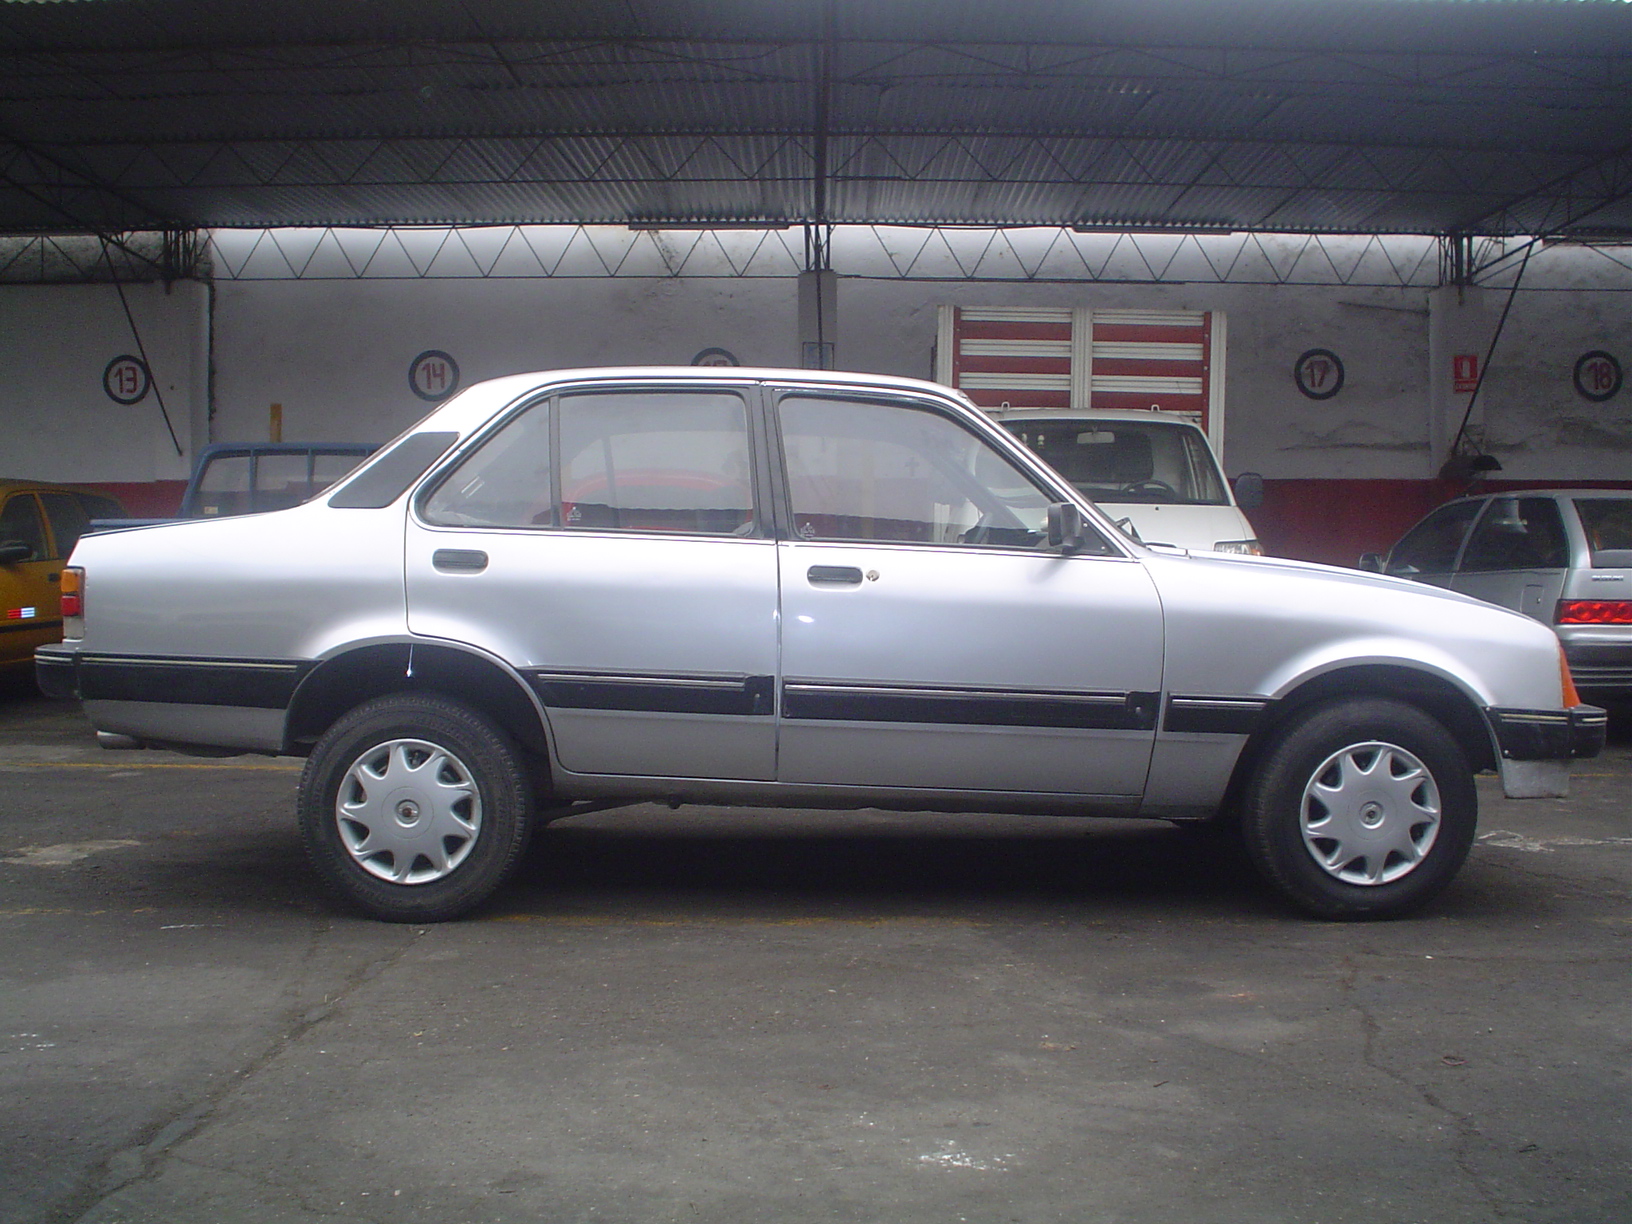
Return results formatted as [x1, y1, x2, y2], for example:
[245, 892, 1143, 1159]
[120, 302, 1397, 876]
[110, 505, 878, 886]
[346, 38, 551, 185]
[38, 368, 1605, 922]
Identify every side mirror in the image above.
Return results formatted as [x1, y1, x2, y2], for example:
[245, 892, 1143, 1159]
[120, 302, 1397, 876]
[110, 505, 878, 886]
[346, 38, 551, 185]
[0, 540, 33, 564]
[1232, 471, 1265, 510]
[1357, 553, 1385, 573]
[1047, 502, 1086, 554]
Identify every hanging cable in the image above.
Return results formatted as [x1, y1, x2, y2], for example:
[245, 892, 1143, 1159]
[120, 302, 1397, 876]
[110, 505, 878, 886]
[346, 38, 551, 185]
[1440, 242, 1532, 481]
[101, 237, 184, 457]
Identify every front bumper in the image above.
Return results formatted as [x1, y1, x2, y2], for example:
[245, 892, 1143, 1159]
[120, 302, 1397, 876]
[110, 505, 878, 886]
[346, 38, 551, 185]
[1485, 703, 1608, 799]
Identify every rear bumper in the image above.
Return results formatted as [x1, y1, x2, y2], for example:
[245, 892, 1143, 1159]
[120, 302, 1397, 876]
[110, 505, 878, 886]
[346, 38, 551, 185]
[34, 645, 79, 700]
[1560, 641, 1632, 694]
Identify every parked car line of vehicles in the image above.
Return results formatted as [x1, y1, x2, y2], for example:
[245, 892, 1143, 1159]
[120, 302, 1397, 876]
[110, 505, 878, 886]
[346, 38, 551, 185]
[0, 479, 125, 676]
[1362, 489, 1632, 700]
[37, 369, 1604, 923]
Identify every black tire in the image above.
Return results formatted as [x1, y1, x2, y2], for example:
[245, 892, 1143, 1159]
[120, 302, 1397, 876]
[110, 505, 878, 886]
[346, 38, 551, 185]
[1241, 697, 1477, 920]
[297, 693, 535, 922]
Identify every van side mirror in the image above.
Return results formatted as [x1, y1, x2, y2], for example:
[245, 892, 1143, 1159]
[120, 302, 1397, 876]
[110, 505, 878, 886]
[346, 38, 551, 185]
[1357, 552, 1386, 573]
[1047, 502, 1086, 554]
[0, 540, 33, 564]
[1232, 471, 1265, 510]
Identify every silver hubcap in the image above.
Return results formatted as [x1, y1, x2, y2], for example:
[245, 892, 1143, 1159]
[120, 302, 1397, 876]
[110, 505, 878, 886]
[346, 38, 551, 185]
[1300, 740, 1441, 886]
[336, 738, 481, 885]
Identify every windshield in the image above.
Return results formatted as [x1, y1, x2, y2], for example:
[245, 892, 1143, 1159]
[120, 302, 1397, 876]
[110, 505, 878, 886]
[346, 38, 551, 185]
[1000, 417, 1228, 505]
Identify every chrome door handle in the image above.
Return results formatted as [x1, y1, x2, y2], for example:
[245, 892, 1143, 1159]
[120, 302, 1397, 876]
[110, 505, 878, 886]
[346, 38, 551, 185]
[432, 548, 488, 573]
[807, 565, 863, 585]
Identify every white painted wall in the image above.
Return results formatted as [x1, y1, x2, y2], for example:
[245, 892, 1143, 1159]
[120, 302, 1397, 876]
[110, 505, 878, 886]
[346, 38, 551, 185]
[2, 233, 1626, 488]
[210, 277, 798, 447]
[0, 281, 204, 483]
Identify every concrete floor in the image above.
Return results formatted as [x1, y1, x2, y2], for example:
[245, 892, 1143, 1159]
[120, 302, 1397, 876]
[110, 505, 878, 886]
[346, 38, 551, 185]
[1, 688, 1629, 1224]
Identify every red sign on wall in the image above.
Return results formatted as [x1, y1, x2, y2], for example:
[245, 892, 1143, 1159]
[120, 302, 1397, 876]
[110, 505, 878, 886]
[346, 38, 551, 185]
[1452, 354, 1480, 394]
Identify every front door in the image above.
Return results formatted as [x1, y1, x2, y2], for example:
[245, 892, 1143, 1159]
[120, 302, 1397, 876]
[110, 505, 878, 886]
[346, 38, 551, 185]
[406, 383, 779, 781]
[772, 390, 1164, 798]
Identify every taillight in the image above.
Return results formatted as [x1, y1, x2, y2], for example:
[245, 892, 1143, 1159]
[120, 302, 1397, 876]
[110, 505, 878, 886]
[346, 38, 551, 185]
[60, 567, 84, 638]
[1555, 599, 1632, 624]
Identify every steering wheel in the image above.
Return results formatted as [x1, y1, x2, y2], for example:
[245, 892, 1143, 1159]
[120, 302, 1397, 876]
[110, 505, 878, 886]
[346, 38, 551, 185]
[1120, 479, 1177, 500]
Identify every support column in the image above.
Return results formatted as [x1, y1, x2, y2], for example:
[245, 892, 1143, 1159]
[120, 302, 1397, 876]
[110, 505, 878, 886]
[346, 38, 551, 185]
[1427, 284, 1491, 476]
[797, 268, 837, 369]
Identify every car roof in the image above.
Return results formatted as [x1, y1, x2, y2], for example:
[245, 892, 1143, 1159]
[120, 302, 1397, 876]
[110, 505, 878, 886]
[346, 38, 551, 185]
[1450, 488, 1632, 502]
[990, 409, 1202, 427]
[0, 478, 122, 498]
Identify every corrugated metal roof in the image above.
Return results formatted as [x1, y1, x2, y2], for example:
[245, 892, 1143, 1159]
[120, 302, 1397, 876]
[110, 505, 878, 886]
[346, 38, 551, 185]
[2, 0, 1630, 237]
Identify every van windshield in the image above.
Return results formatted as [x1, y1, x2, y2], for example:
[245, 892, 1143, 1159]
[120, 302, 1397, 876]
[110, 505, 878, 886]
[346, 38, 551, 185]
[1000, 418, 1229, 505]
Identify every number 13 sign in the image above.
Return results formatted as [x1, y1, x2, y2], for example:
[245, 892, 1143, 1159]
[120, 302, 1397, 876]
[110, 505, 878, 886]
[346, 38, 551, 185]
[103, 355, 151, 405]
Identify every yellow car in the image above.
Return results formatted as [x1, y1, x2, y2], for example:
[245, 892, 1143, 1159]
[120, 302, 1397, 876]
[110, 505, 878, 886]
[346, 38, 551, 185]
[0, 480, 126, 678]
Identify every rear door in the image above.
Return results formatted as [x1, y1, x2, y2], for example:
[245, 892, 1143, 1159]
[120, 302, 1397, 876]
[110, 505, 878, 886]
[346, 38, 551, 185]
[772, 388, 1164, 798]
[405, 382, 780, 781]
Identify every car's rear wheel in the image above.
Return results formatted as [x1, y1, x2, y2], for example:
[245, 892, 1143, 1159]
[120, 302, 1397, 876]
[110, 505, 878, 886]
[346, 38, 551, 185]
[1241, 697, 1477, 920]
[298, 693, 534, 922]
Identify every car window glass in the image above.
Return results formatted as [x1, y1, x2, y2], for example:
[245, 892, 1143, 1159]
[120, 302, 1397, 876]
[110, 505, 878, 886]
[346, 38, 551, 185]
[255, 453, 342, 512]
[193, 454, 252, 517]
[559, 391, 755, 536]
[311, 451, 367, 491]
[1002, 419, 1227, 505]
[75, 493, 124, 521]
[780, 395, 1089, 551]
[1386, 501, 1480, 576]
[0, 494, 47, 562]
[423, 406, 553, 528]
[1575, 498, 1632, 568]
[38, 492, 91, 558]
[1462, 497, 1569, 571]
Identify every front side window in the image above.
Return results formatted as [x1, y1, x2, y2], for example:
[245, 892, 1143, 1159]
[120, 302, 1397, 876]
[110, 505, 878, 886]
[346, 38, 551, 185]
[0, 494, 47, 562]
[1461, 498, 1569, 572]
[1386, 501, 1480, 577]
[780, 395, 1088, 551]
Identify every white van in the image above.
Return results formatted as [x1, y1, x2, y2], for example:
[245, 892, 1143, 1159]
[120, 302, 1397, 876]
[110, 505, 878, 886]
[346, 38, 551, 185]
[994, 409, 1264, 554]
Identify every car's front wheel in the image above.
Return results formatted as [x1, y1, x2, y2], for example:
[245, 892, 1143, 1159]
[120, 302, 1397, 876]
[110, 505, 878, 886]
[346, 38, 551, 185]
[297, 693, 534, 922]
[1241, 697, 1477, 920]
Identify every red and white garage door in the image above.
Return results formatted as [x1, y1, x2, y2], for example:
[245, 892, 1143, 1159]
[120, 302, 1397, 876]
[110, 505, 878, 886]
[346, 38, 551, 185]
[935, 306, 1226, 450]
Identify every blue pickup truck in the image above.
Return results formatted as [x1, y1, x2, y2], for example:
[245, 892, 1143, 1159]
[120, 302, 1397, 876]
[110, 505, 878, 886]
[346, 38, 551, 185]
[92, 442, 376, 530]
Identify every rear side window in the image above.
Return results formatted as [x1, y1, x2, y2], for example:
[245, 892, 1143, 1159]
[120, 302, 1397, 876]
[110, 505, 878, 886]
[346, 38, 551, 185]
[38, 492, 91, 558]
[1575, 498, 1632, 568]
[1386, 501, 1480, 577]
[558, 391, 756, 536]
[1461, 498, 1569, 571]
[422, 406, 553, 528]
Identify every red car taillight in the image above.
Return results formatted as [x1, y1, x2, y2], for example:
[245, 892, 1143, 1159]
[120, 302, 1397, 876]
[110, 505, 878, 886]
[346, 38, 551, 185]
[1555, 599, 1632, 625]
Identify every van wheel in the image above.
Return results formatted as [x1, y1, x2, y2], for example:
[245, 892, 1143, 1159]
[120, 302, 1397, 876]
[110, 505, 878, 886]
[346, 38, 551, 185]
[1241, 698, 1477, 920]
[298, 694, 533, 922]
